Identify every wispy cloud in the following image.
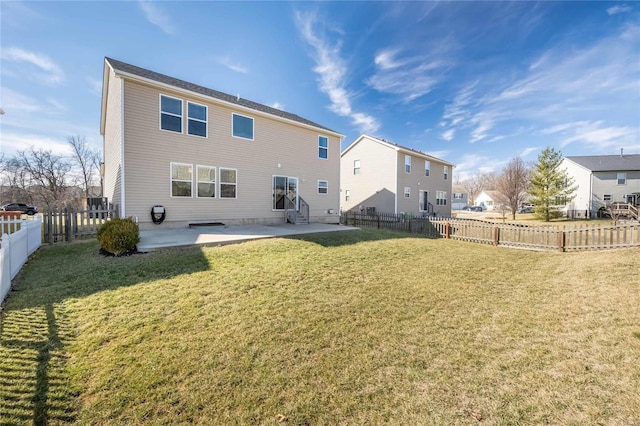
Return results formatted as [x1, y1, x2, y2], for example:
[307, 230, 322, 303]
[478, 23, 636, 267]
[270, 102, 284, 110]
[0, 47, 64, 85]
[217, 56, 248, 74]
[519, 147, 538, 158]
[139, 0, 175, 35]
[86, 77, 103, 96]
[295, 10, 379, 134]
[0, 132, 73, 156]
[440, 129, 455, 141]
[607, 4, 632, 15]
[368, 47, 450, 102]
[544, 120, 638, 152]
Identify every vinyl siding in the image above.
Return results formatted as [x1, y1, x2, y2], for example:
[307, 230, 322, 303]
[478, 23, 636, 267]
[592, 171, 640, 207]
[121, 80, 340, 227]
[396, 153, 452, 216]
[340, 137, 396, 213]
[103, 67, 122, 214]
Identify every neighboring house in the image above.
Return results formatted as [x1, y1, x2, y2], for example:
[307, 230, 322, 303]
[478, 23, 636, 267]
[340, 135, 454, 217]
[101, 58, 344, 228]
[474, 190, 503, 211]
[451, 184, 469, 210]
[561, 154, 640, 218]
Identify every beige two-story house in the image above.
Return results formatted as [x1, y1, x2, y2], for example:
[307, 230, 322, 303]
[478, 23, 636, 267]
[101, 58, 344, 228]
[340, 135, 454, 217]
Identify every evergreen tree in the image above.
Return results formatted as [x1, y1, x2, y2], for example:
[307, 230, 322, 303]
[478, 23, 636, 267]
[530, 146, 576, 221]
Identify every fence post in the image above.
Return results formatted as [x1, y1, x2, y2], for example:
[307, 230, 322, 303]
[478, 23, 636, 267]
[445, 222, 450, 239]
[377, 214, 380, 229]
[493, 226, 500, 246]
[557, 229, 565, 252]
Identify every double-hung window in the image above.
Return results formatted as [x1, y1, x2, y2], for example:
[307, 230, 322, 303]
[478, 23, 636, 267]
[318, 180, 328, 194]
[220, 168, 238, 198]
[603, 194, 612, 202]
[318, 136, 328, 159]
[345, 189, 350, 201]
[444, 166, 448, 180]
[161, 95, 182, 133]
[436, 191, 447, 205]
[197, 165, 215, 198]
[425, 160, 430, 176]
[405, 155, 411, 173]
[617, 173, 626, 185]
[232, 113, 254, 140]
[353, 160, 361, 175]
[404, 187, 411, 198]
[171, 163, 192, 197]
[187, 102, 207, 137]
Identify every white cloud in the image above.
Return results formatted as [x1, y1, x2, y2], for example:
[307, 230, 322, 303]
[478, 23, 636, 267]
[295, 10, 379, 134]
[427, 150, 450, 160]
[519, 147, 538, 158]
[0, 87, 42, 113]
[368, 47, 449, 102]
[0, 132, 72, 156]
[555, 121, 638, 151]
[469, 118, 494, 144]
[0, 47, 64, 85]
[217, 56, 248, 74]
[440, 129, 455, 141]
[270, 102, 284, 110]
[607, 4, 632, 15]
[87, 77, 103, 96]
[139, 0, 175, 35]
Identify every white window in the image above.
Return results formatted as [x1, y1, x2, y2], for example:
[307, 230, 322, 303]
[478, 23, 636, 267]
[318, 180, 328, 194]
[404, 187, 411, 198]
[196, 165, 215, 198]
[171, 163, 192, 197]
[232, 113, 254, 140]
[444, 166, 448, 180]
[617, 173, 626, 185]
[353, 159, 361, 175]
[220, 168, 237, 198]
[425, 160, 430, 176]
[160, 95, 182, 133]
[454, 193, 464, 200]
[187, 102, 207, 137]
[345, 189, 350, 201]
[603, 194, 612, 202]
[318, 136, 328, 159]
[405, 155, 411, 173]
[436, 191, 447, 206]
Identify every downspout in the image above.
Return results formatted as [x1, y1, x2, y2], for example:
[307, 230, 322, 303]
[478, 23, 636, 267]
[394, 151, 398, 214]
[589, 171, 593, 216]
[120, 78, 126, 217]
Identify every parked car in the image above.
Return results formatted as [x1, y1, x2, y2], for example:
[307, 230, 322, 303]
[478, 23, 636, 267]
[1, 202, 38, 215]
[469, 206, 484, 212]
[517, 206, 534, 214]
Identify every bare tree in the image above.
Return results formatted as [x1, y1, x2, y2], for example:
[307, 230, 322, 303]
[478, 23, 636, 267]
[68, 135, 101, 199]
[461, 172, 495, 206]
[496, 157, 530, 220]
[15, 147, 72, 208]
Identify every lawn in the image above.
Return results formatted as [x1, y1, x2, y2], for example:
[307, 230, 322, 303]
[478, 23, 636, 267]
[1, 229, 639, 425]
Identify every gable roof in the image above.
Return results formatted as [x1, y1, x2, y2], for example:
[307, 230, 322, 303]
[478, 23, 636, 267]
[565, 154, 640, 172]
[102, 57, 342, 136]
[341, 134, 455, 167]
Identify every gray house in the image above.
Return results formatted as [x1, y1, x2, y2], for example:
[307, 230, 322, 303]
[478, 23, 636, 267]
[340, 135, 454, 217]
[561, 154, 640, 218]
[100, 57, 344, 228]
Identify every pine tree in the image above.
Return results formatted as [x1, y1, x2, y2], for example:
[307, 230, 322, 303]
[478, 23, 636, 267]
[530, 146, 576, 222]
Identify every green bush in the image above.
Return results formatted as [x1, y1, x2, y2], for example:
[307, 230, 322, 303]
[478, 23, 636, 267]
[97, 217, 140, 256]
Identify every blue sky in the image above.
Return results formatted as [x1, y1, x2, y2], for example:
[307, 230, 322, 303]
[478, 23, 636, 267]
[1, 1, 638, 179]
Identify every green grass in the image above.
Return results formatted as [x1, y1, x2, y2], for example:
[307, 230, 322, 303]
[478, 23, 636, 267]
[1, 229, 639, 425]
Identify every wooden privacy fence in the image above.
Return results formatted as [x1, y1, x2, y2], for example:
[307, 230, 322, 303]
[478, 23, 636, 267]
[42, 208, 117, 243]
[340, 212, 640, 252]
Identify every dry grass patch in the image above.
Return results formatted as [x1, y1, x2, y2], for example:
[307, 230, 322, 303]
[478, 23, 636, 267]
[1, 229, 639, 425]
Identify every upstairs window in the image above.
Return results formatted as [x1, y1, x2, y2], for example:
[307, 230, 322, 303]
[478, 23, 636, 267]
[353, 159, 361, 175]
[454, 192, 464, 200]
[617, 173, 626, 185]
[405, 155, 411, 173]
[444, 166, 449, 180]
[197, 165, 215, 198]
[161, 95, 182, 133]
[232, 113, 254, 140]
[171, 163, 192, 197]
[220, 168, 237, 198]
[318, 180, 328, 194]
[436, 191, 447, 205]
[425, 160, 430, 176]
[318, 136, 328, 159]
[188, 102, 207, 137]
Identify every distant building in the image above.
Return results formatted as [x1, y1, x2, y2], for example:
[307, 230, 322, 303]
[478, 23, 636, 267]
[451, 184, 469, 210]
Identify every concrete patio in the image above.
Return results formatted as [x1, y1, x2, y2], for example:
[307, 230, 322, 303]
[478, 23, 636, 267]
[138, 223, 359, 252]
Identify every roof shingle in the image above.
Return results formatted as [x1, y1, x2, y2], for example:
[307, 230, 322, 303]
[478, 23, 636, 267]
[565, 154, 640, 172]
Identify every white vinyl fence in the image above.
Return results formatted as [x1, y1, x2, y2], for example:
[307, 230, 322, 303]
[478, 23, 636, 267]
[1, 216, 42, 304]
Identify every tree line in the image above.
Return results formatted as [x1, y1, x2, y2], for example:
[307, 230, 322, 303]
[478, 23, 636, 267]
[458, 146, 576, 222]
[0, 136, 102, 210]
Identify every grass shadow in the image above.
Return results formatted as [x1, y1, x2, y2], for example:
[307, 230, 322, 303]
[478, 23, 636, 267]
[290, 227, 436, 248]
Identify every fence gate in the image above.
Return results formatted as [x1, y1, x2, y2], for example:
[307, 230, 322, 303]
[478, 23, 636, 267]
[42, 208, 116, 243]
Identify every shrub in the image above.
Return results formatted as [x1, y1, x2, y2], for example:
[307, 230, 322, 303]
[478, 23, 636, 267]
[97, 217, 140, 256]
